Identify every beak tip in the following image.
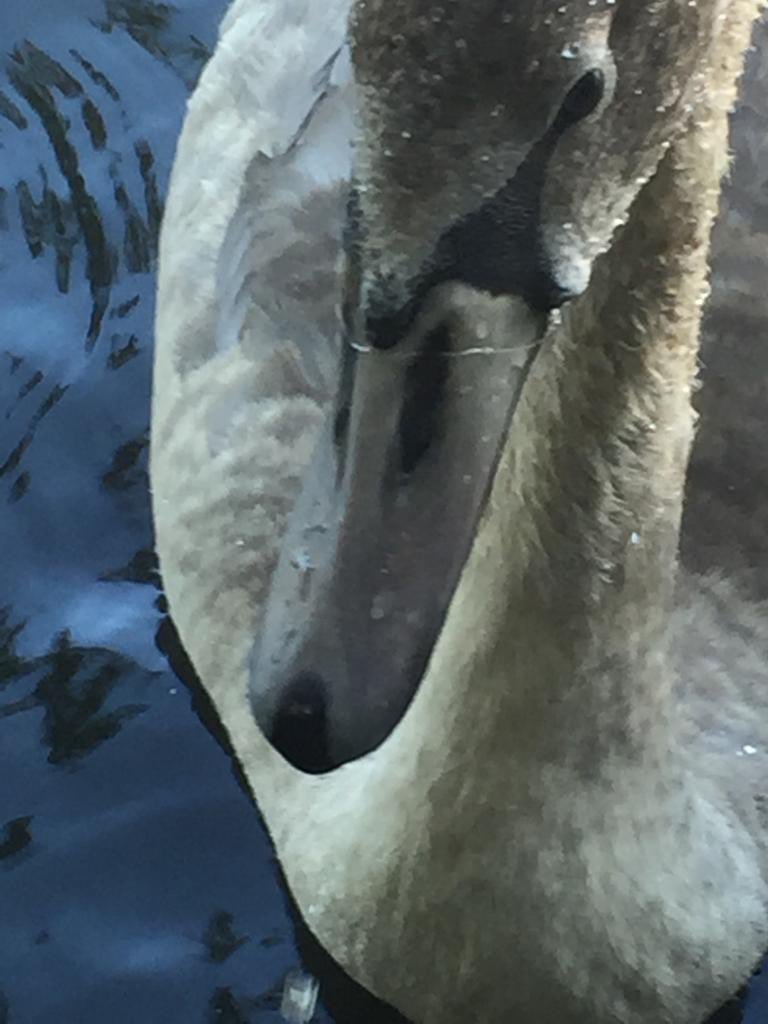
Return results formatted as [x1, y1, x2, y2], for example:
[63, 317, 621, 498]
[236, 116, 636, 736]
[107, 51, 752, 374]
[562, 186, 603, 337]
[253, 668, 337, 775]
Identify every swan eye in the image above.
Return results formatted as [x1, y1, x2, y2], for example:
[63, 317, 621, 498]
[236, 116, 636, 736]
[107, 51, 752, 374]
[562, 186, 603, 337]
[559, 68, 605, 124]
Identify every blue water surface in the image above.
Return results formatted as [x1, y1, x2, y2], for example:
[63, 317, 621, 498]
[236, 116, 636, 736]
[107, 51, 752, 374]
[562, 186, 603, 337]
[0, 2, 336, 1021]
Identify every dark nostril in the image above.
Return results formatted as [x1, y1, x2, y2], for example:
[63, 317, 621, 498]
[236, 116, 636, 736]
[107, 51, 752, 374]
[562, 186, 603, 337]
[267, 671, 334, 774]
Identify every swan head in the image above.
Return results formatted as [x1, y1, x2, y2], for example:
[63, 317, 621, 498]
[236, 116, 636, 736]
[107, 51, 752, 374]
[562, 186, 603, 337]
[249, 0, 729, 773]
[346, 0, 720, 335]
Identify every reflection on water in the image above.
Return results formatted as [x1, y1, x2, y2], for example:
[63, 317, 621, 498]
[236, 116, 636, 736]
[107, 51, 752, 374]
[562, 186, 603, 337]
[0, 2, 765, 1023]
[0, 1, 333, 1021]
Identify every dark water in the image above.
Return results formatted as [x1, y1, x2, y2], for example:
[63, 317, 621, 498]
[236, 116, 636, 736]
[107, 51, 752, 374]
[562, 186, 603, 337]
[0, 3, 335, 1021]
[0, 3, 764, 1023]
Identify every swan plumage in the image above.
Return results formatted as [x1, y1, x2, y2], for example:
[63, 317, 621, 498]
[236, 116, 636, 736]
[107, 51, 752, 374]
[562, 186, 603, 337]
[151, 1, 767, 1021]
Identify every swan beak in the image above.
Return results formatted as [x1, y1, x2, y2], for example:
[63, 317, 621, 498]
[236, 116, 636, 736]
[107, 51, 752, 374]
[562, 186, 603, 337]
[250, 284, 546, 772]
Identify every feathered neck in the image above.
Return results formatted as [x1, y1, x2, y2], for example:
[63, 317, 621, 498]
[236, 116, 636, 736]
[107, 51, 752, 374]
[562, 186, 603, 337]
[403, 16, 753, 783]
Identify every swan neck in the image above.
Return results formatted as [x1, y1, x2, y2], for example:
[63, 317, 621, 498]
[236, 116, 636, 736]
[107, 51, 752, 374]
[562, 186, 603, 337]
[437, 98, 737, 774]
